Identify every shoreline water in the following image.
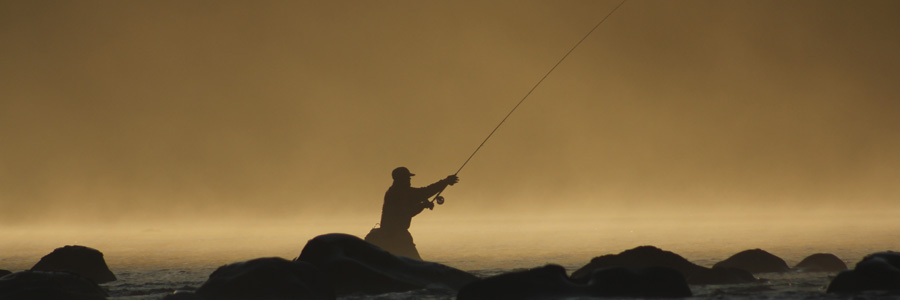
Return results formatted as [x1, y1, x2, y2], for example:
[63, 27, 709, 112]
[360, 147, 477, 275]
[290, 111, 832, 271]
[4, 211, 898, 270]
[3, 212, 898, 299]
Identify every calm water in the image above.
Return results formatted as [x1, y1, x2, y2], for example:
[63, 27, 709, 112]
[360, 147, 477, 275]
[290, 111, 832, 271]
[3, 213, 899, 299]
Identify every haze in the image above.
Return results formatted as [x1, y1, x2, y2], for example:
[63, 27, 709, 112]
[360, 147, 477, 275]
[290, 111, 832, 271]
[1, 0, 898, 268]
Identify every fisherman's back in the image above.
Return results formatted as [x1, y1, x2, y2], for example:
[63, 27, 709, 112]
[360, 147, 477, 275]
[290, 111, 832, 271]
[380, 184, 425, 230]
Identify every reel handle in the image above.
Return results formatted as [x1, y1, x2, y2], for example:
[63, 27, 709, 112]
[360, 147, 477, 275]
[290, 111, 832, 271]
[428, 192, 445, 210]
[428, 175, 455, 209]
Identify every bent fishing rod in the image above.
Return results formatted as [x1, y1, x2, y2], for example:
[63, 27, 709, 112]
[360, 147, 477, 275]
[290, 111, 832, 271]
[430, 0, 628, 208]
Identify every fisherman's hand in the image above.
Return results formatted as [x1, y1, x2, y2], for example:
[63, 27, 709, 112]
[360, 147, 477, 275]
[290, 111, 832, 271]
[425, 201, 435, 210]
[444, 175, 459, 186]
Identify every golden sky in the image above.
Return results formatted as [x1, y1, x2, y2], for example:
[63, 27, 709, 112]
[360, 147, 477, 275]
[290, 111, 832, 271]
[2, 0, 899, 225]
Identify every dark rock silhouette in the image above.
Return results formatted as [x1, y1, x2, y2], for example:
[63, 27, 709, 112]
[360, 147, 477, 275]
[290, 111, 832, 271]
[457, 264, 691, 300]
[295, 233, 477, 295]
[571, 246, 756, 285]
[458, 265, 578, 300]
[827, 251, 900, 293]
[0, 269, 10, 277]
[31, 245, 117, 284]
[0, 270, 108, 300]
[713, 249, 790, 273]
[589, 266, 692, 297]
[793, 253, 847, 272]
[163, 257, 334, 300]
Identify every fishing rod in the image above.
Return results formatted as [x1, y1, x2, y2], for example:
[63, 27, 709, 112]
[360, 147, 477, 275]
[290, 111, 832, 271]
[430, 0, 628, 208]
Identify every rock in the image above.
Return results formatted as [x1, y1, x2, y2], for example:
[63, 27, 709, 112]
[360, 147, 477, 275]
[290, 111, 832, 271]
[687, 265, 758, 285]
[588, 266, 693, 297]
[458, 265, 579, 300]
[457, 264, 691, 300]
[0, 269, 11, 277]
[713, 249, 790, 273]
[571, 246, 756, 285]
[0, 270, 108, 300]
[827, 251, 900, 293]
[295, 233, 477, 295]
[793, 253, 847, 272]
[31, 245, 117, 284]
[169, 257, 334, 300]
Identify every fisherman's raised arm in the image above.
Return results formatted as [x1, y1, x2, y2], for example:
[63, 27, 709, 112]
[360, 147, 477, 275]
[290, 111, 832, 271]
[414, 175, 458, 198]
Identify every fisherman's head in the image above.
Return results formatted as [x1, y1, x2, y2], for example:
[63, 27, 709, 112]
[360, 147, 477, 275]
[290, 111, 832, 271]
[391, 167, 415, 182]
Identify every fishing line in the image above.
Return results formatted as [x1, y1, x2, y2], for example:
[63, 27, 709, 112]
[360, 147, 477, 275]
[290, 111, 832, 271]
[432, 0, 628, 205]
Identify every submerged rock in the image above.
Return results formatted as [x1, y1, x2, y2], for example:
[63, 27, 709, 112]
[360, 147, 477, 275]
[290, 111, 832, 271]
[458, 265, 579, 300]
[827, 251, 900, 293]
[295, 233, 477, 295]
[793, 253, 847, 272]
[31, 245, 117, 284]
[589, 266, 692, 297]
[0, 270, 108, 300]
[713, 249, 790, 273]
[571, 246, 756, 285]
[200, 257, 334, 300]
[163, 258, 334, 300]
[457, 264, 691, 300]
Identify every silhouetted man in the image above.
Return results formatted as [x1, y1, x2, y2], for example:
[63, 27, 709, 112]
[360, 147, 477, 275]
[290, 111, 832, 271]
[364, 166, 458, 259]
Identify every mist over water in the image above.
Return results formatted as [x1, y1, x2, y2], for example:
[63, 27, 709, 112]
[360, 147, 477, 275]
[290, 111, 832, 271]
[2, 0, 899, 284]
[3, 210, 898, 274]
